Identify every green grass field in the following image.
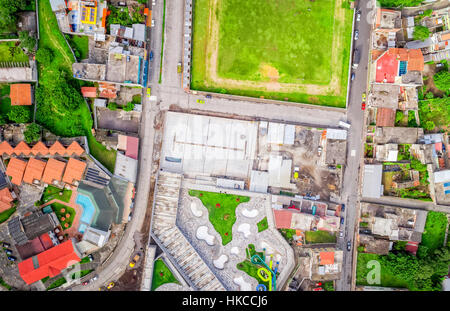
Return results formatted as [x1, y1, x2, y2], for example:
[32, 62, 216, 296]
[51, 202, 76, 229]
[0, 42, 29, 63]
[305, 230, 337, 244]
[151, 259, 180, 291]
[67, 35, 89, 60]
[191, 0, 353, 107]
[189, 190, 250, 245]
[41, 185, 72, 203]
[421, 211, 448, 251]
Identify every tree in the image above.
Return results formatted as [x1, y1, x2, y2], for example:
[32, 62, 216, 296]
[0, 0, 26, 33]
[18, 31, 36, 53]
[23, 123, 41, 143]
[7, 106, 31, 123]
[413, 26, 430, 41]
[433, 70, 450, 92]
[423, 120, 435, 131]
[36, 48, 53, 66]
[107, 102, 117, 111]
[124, 102, 135, 111]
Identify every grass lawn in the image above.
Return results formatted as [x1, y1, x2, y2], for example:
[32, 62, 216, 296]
[191, 0, 353, 107]
[0, 41, 29, 63]
[46, 277, 67, 290]
[80, 256, 91, 264]
[41, 185, 72, 203]
[67, 35, 89, 60]
[151, 259, 179, 291]
[51, 202, 76, 229]
[189, 190, 250, 245]
[279, 228, 296, 242]
[257, 217, 268, 232]
[71, 269, 94, 280]
[41, 276, 50, 283]
[0, 207, 16, 224]
[421, 211, 448, 251]
[356, 253, 409, 289]
[305, 230, 337, 244]
[36, 0, 116, 173]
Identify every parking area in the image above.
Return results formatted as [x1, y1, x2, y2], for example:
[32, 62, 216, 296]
[96, 108, 141, 133]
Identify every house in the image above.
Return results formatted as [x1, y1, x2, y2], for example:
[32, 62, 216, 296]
[309, 248, 343, 281]
[374, 48, 424, 85]
[8, 211, 59, 246]
[42, 158, 66, 186]
[10, 84, 32, 106]
[22, 158, 46, 185]
[65, 141, 85, 156]
[376, 108, 396, 127]
[372, 9, 402, 52]
[0, 187, 14, 213]
[375, 144, 399, 162]
[117, 135, 139, 160]
[5, 157, 27, 185]
[18, 239, 81, 285]
[81, 87, 97, 98]
[374, 127, 423, 144]
[15, 232, 56, 260]
[362, 164, 383, 198]
[114, 152, 138, 183]
[62, 158, 87, 185]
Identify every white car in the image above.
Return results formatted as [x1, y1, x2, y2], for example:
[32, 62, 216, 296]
[356, 12, 361, 22]
[354, 30, 359, 40]
[339, 231, 344, 238]
[151, 19, 155, 27]
[152, 0, 156, 5]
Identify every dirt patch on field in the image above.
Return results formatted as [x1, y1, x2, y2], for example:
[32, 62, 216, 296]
[203, 0, 350, 97]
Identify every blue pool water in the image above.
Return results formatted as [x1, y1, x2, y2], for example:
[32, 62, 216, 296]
[76, 194, 96, 232]
[78, 223, 87, 234]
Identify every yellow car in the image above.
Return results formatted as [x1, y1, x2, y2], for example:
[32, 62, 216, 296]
[107, 282, 115, 290]
[196, 99, 205, 104]
[147, 88, 151, 97]
[129, 261, 135, 268]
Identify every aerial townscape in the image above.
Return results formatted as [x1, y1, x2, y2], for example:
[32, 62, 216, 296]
[0, 0, 448, 294]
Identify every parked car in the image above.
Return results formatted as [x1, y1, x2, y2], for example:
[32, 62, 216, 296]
[88, 254, 94, 261]
[356, 11, 361, 22]
[7, 256, 16, 262]
[82, 281, 90, 286]
[152, 0, 156, 5]
[361, 102, 366, 110]
[347, 241, 352, 251]
[128, 212, 133, 221]
[107, 282, 115, 290]
[196, 99, 205, 104]
[151, 19, 155, 27]
[206, 94, 212, 99]
[2, 242, 10, 248]
[360, 228, 371, 234]
[436, 63, 444, 68]
[339, 231, 344, 238]
[129, 253, 141, 268]
[354, 30, 359, 40]
[147, 88, 151, 98]
[5, 249, 12, 255]
[91, 275, 98, 282]
[341, 204, 345, 212]
[149, 51, 154, 61]
[317, 146, 323, 156]
[340, 217, 345, 225]
[362, 92, 366, 101]
[351, 72, 355, 80]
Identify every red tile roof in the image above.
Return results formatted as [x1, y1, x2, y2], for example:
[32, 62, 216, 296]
[48, 141, 66, 156]
[375, 48, 424, 83]
[0, 141, 13, 155]
[65, 141, 84, 156]
[39, 233, 54, 250]
[81, 87, 97, 98]
[14, 141, 31, 156]
[319, 252, 335, 265]
[62, 158, 86, 184]
[0, 187, 14, 213]
[23, 158, 46, 184]
[42, 158, 66, 185]
[376, 108, 396, 127]
[125, 136, 139, 160]
[18, 240, 81, 285]
[273, 210, 293, 229]
[30, 141, 49, 156]
[6, 158, 27, 185]
[10, 84, 32, 106]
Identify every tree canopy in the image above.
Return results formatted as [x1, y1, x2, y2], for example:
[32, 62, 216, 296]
[24, 123, 41, 143]
[378, 0, 423, 8]
[7, 106, 31, 123]
[413, 25, 430, 41]
[0, 0, 27, 33]
[433, 70, 450, 92]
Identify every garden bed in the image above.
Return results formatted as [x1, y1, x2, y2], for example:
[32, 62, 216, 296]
[151, 259, 180, 291]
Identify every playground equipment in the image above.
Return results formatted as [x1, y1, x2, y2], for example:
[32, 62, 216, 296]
[251, 254, 277, 291]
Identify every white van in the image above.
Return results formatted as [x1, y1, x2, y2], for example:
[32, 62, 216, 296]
[339, 121, 351, 129]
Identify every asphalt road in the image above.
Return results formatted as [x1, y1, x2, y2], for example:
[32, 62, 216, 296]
[335, 0, 373, 291]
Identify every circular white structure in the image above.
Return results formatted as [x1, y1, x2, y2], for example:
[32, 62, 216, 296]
[230, 247, 240, 256]
[213, 254, 228, 269]
[233, 275, 252, 291]
[241, 208, 259, 218]
[196, 226, 215, 246]
[237, 223, 252, 238]
[190, 201, 203, 217]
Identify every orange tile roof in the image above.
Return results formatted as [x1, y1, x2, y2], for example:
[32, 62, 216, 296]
[0, 188, 13, 213]
[62, 158, 86, 184]
[14, 141, 31, 156]
[42, 158, 66, 185]
[23, 158, 46, 184]
[65, 141, 84, 156]
[18, 240, 81, 285]
[6, 158, 27, 185]
[81, 87, 97, 98]
[48, 141, 66, 156]
[388, 48, 424, 71]
[10, 84, 32, 106]
[0, 141, 13, 155]
[441, 32, 450, 41]
[319, 252, 335, 265]
[376, 108, 396, 127]
[30, 141, 49, 156]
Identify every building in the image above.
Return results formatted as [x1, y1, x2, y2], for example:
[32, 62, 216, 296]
[5, 158, 27, 185]
[10, 84, 32, 106]
[18, 239, 81, 285]
[22, 158, 46, 185]
[374, 127, 423, 144]
[376, 108, 396, 127]
[362, 164, 383, 198]
[42, 158, 66, 186]
[62, 158, 87, 186]
[114, 152, 138, 183]
[117, 134, 139, 160]
[81, 86, 97, 98]
[8, 211, 59, 246]
[310, 248, 343, 281]
[0, 187, 14, 213]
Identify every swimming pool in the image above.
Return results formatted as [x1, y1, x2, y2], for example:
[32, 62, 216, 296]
[76, 193, 96, 232]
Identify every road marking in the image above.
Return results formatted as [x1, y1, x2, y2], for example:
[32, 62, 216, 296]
[351, 149, 356, 157]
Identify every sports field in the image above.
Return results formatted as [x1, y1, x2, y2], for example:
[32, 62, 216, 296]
[191, 0, 353, 108]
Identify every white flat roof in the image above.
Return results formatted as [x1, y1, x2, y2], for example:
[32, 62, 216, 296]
[114, 152, 138, 183]
[160, 112, 258, 179]
[326, 129, 347, 140]
[362, 164, 383, 198]
[434, 170, 450, 184]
